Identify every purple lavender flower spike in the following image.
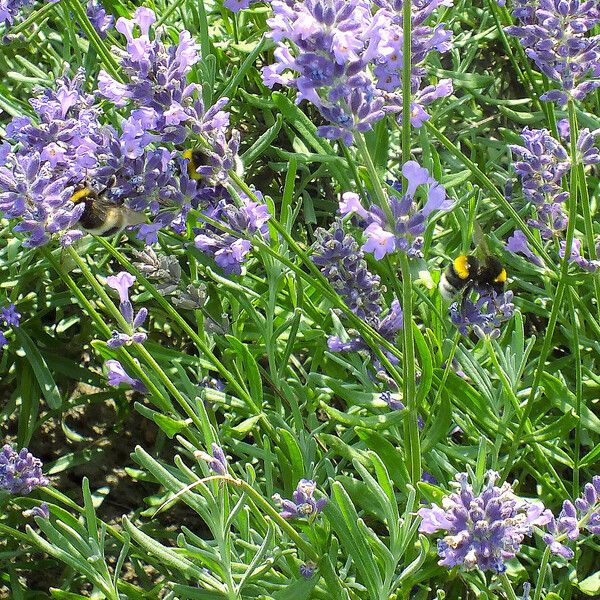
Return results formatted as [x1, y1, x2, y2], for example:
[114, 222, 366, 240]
[505, 229, 544, 267]
[272, 479, 327, 521]
[506, 1, 600, 105]
[264, 0, 386, 144]
[509, 127, 576, 239]
[339, 162, 449, 261]
[312, 223, 384, 320]
[0, 444, 49, 495]
[0, 332, 7, 349]
[105, 359, 147, 393]
[418, 471, 551, 573]
[373, 1, 453, 127]
[451, 291, 515, 339]
[312, 222, 404, 369]
[194, 192, 270, 275]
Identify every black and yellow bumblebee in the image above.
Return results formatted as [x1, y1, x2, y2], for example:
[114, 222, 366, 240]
[439, 253, 507, 300]
[182, 148, 243, 181]
[70, 185, 146, 236]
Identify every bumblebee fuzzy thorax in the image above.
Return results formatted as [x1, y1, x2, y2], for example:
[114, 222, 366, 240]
[439, 255, 479, 300]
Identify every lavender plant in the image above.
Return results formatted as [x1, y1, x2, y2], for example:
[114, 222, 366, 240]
[0, 1, 598, 598]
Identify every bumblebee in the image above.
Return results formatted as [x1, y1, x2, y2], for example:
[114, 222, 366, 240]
[182, 148, 244, 181]
[439, 254, 507, 300]
[70, 186, 146, 236]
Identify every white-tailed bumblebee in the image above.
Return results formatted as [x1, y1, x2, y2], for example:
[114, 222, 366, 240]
[70, 186, 146, 236]
[439, 254, 507, 300]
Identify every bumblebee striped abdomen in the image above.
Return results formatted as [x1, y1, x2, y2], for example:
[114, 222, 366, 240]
[70, 186, 145, 236]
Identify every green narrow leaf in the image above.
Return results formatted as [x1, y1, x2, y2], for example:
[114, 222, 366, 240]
[421, 395, 452, 453]
[225, 335, 262, 405]
[326, 481, 383, 598]
[15, 328, 62, 409]
[320, 401, 406, 430]
[242, 113, 283, 165]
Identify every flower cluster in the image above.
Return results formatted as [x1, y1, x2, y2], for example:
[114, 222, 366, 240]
[450, 290, 515, 339]
[105, 272, 148, 348]
[0, 302, 21, 349]
[0, 8, 243, 250]
[0, 444, 48, 495]
[418, 471, 551, 573]
[194, 192, 271, 275]
[263, 1, 452, 144]
[506, 0, 600, 105]
[543, 476, 600, 558]
[311, 222, 403, 367]
[312, 221, 383, 320]
[272, 479, 328, 520]
[341, 161, 451, 259]
[0, 70, 104, 247]
[510, 126, 600, 270]
[264, 0, 385, 145]
[372, 0, 454, 127]
[509, 127, 570, 239]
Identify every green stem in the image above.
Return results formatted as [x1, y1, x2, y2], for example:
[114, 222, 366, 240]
[401, 0, 412, 166]
[569, 288, 582, 497]
[355, 133, 395, 225]
[533, 547, 551, 600]
[400, 2, 420, 486]
[400, 255, 421, 485]
[499, 573, 519, 600]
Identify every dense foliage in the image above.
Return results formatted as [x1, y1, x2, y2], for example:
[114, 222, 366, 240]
[0, 1, 599, 599]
